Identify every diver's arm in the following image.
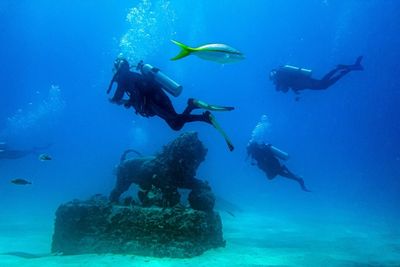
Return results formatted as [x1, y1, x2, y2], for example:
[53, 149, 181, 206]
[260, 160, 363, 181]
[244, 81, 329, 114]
[110, 84, 126, 104]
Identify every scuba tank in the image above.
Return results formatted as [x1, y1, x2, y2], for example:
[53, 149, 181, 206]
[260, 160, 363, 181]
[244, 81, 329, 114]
[269, 145, 290, 161]
[137, 61, 183, 97]
[280, 65, 312, 78]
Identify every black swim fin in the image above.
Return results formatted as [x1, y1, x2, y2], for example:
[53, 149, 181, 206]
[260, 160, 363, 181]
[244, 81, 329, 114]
[190, 99, 234, 112]
[337, 56, 364, 71]
[298, 176, 312, 192]
[204, 111, 234, 151]
[349, 56, 364, 71]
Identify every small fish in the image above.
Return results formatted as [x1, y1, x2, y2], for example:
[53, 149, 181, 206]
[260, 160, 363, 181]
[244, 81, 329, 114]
[11, 178, 32, 185]
[171, 40, 244, 64]
[39, 153, 52, 161]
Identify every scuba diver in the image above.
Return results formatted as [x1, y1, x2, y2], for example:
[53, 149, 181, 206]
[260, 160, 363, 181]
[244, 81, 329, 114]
[270, 56, 364, 97]
[107, 57, 235, 151]
[247, 115, 310, 192]
[247, 141, 311, 192]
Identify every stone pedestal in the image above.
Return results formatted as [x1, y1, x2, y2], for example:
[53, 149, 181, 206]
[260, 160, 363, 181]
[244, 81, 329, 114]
[51, 196, 225, 258]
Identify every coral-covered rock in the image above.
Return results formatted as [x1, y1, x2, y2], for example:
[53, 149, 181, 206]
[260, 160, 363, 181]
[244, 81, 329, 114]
[51, 196, 225, 258]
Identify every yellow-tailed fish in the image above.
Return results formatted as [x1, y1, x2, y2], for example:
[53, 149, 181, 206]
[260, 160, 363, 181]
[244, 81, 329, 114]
[171, 40, 244, 64]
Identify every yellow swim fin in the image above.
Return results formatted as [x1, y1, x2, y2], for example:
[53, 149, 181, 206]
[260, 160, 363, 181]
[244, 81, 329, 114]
[206, 112, 234, 151]
[191, 99, 234, 112]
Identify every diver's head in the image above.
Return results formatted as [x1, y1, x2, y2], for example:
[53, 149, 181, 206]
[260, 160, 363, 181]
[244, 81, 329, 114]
[113, 57, 130, 74]
[107, 57, 130, 95]
[246, 140, 259, 153]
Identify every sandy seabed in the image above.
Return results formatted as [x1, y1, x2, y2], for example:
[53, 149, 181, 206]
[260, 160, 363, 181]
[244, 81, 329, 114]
[0, 210, 399, 267]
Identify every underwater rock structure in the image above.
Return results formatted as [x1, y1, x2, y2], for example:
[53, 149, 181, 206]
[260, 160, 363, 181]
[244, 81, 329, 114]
[52, 132, 225, 258]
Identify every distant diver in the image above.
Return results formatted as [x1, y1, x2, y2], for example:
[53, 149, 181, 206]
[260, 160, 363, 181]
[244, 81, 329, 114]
[247, 115, 310, 192]
[107, 57, 235, 151]
[247, 141, 311, 192]
[170, 40, 245, 64]
[270, 56, 364, 96]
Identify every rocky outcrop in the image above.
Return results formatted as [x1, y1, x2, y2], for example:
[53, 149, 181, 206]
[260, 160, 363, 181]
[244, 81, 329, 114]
[51, 195, 225, 258]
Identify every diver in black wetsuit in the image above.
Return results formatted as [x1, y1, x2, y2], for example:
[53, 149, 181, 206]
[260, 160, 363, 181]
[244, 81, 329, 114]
[270, 56, 364, 95]
[247, 141, 310, 192]
[107, 57, 235, 151]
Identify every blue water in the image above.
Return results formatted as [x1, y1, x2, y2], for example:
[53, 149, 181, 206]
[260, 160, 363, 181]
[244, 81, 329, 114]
[0, 0, 399, 266]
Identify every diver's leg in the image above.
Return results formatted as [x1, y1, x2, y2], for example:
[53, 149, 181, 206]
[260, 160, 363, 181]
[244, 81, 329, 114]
[323, 69, 351, 88]
[279, 165, 311, 192]
[322, 67, 342, 81]
[316, 56, 364, 90]
[151, 100, 210, 131]
[151, 96, 211, 130]
[171, 110, 234, 151]
[182, 98, 198, 115]
[148, 89, 186, 130]
[153, 92, 234, 150]
[337, 56, 364, 71]
[166, 112, 211, 131]
[311, 68, 350, 90]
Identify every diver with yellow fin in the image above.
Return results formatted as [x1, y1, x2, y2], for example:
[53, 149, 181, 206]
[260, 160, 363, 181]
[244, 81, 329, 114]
[107, 57, 235, 151]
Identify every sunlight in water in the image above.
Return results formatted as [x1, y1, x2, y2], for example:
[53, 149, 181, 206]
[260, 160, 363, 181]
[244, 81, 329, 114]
[2, 85, 65, 138]
[250, 114, 272, 144]
[119, 0, 176, 64]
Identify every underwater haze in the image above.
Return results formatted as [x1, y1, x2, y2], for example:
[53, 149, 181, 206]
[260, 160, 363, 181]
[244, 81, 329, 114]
[0, 0, 399, 266]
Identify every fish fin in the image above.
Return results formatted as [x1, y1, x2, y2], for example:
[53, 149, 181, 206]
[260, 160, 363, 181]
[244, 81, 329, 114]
[170, 40, 194, 60]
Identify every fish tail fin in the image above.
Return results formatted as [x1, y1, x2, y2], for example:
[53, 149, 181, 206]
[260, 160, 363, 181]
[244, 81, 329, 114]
[170, 40, 193, 61]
